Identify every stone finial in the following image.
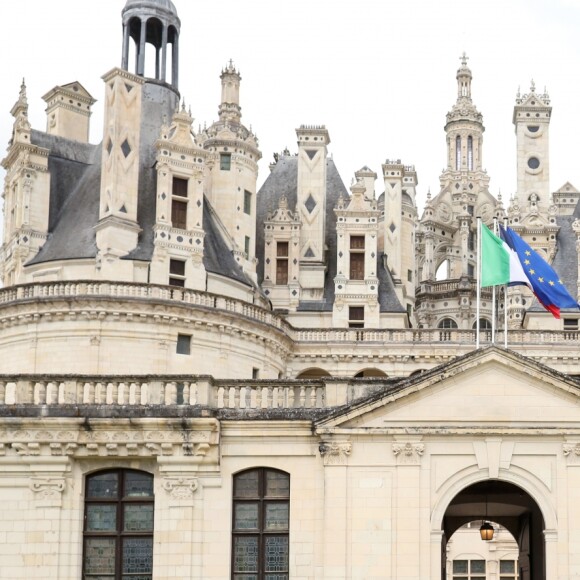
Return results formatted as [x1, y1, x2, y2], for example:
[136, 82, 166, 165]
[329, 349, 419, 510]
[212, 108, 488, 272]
[279, 196, 288, 210]
[460, 52, 469, 67]
[530, 79, 536, 93]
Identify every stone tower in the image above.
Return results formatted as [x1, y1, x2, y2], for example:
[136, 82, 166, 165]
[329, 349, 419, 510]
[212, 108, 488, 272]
[415, 54, 499, 329]
[95, 0, 181, 279]
[200, 61, 261, 281]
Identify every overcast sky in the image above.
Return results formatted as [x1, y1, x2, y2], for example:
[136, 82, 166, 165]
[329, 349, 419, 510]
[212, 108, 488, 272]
[1, 0, 579, 213]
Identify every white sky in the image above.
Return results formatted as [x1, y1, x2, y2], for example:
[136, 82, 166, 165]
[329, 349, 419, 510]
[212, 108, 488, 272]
[1, 0, 580, 213]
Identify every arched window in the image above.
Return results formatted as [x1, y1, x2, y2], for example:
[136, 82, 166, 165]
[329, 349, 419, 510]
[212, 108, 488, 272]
[472, 318, 492, 330]
[467, 136, 473, 170]
[438, 318, 458, 329]
[232, 468, 290, 579]
[455, 135, 461, 170]
[83, 469, 154, 579]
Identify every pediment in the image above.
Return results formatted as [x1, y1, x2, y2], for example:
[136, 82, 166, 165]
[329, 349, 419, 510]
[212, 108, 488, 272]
[317, 347, 580, 431]
[553, 182, 579, 195]
[61, 81, 94, 100]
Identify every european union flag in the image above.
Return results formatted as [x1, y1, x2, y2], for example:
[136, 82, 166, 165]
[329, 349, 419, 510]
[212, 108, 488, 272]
[500, 225, 579, 319]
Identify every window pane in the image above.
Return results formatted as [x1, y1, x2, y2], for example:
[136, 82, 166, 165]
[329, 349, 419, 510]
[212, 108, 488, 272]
[234, 471, 259, 498]
[500, 561, 515, 573]
[265, 471, 289, 497]
[265, 503, 289, 531]
[233, 536, 259, 573]
[349, 307, 364, 321]
[124, 504, 154, 532]
[176, 334, 191, 355]
[276, 260, 288, 285]
[453, 560, 468, 573]
[87, 473, 119, 498]
[125, 472, 153, 497]
[220, 153, 232, 170]
[86, 504, 117, 532]
[122, 576, 152, 580]
[264, 536, 289, 572]
[350, 253, 364, 280]
[171, 199, 187, 229]
[169, 259, 185, 276]
[276, 242, 288, 257]
[244, 190, 252, 215]
[84, 538, 116, 575]
[234, 576, 258, 580]
[122, 538, 153, 574]
[265, 576, 288, 580]
[470, 560, 485, 573]
[234, 503, 259, 530]
[350, 236, 365, 249]
[173, 177, 188, 197]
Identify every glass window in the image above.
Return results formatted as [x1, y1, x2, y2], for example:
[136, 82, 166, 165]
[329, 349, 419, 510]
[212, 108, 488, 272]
[276, 242, 289, 285]
[349, 306, 364, 329]
[232, 468, 290, 580]
[169, 259, 186, 287]
[176, 334, 191, 355]
[220, 153, 232, 171]
[349, 236, 365, 280]
[83, 469, 154, 580]
[172, 177, 188, 198]
[438, 318, 458, 329]
[244, 190, 252, 215]
[171, 199, 187, 230]
[245, 236, 251, 259]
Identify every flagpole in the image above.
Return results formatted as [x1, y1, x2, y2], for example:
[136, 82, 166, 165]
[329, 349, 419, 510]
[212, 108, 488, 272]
[476, 217, 481, 349]
[503, 217, 508, 349]
[491, 218, 498, 344]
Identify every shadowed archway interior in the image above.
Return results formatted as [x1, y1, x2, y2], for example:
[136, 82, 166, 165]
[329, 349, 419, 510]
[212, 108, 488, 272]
[442, 480, 545, 580]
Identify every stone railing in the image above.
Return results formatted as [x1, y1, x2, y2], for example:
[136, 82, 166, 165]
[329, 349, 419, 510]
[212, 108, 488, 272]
[0, 377, 377, 410]
[0, 280, 289, 332]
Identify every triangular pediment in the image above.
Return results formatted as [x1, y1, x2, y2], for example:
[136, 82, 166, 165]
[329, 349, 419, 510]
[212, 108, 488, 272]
[553, 182, 579, 195]
[61, 81, 94, 100]
[317, 347, 580, 431]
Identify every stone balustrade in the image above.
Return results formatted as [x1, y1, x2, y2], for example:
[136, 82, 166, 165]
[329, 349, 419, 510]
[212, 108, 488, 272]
[0, 377, 375, 409]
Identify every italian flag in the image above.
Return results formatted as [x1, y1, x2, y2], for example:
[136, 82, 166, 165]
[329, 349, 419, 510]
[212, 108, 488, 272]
[480, 223, 530, 288]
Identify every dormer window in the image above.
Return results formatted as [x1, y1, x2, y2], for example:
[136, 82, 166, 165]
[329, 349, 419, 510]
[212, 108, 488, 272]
[349, 236, 365, 280]
[171, 177, 188, 230]
[276, 242, 289, 285]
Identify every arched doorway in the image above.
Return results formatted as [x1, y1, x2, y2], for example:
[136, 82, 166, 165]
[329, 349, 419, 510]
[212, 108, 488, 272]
[441, 481, 545, 580]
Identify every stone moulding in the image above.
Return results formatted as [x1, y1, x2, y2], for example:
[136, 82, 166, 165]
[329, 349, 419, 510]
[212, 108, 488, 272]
[319, 441, 352, 465]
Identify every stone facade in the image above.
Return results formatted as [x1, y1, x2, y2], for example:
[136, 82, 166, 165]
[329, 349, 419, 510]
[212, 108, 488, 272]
[1, 1, 580, 579]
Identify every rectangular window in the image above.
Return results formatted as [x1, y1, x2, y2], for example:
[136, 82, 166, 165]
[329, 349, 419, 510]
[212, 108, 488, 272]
[171, 199, 187, 230]
[245, 236, 251, 258]
[176, 334, 191, 355]
[252, 368, 260, 379]
[564, 318, 578, 330]
[453, 559, 486, 580]
[276, 242, 289, 285]
[468, 263, 475, 277]
[220, 153, 232, 171]
[172, 177, 188, 198]
[407, 269, 413, 282]
[244, 190, 252, 215]
[169, 259, 186, 287]
[349, 306, 364, 329]
[349, 235, 365, 280]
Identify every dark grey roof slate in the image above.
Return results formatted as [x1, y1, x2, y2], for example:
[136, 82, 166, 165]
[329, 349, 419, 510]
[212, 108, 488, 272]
[377, 254, 406, 313]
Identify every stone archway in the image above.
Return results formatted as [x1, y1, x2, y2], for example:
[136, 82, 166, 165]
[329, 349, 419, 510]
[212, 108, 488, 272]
[441, 481, 545, 580]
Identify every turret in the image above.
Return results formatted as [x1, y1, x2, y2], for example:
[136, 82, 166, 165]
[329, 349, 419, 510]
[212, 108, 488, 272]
[121, 0, 181, 89]
[200, 61, 261, 280]
[513, 81, 552, 212]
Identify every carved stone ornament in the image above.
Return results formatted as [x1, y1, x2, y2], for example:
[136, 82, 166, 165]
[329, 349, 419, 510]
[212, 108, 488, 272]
[563, 443, 580, 464]
[162, 477, 199, 500]
[392, 442, 425, 465]
[319, 441, 352, 465]
[30, 478, 66, 503]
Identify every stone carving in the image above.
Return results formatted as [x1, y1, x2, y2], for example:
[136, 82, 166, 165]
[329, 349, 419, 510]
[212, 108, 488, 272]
[162, 477, 199, 500]
[392, 442, 425, 465]
[319, 441, 352, 465]
[30, 478, 66, 501]
[563, 443, 580, 463]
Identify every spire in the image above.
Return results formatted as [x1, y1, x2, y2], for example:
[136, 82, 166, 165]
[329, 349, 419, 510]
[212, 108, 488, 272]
[456, 52, 472, 100]
[11, 78, 28, 118]
[219, 60, 242, 123]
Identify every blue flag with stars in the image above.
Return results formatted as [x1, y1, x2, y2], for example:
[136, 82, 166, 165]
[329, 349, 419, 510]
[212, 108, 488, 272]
[499, 225, 579, 319]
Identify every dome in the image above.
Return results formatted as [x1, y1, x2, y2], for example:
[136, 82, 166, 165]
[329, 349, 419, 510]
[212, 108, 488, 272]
[123, 0, 179, 21]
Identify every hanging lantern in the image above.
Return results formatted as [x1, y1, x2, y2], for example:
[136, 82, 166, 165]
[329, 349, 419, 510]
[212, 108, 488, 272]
[479, 521, 494, 541]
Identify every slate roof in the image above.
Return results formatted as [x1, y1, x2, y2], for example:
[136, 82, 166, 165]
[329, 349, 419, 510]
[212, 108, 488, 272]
[528, 202, 580, 313]
[26, 129, 253, 288]
[256, 155, 405, 313]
